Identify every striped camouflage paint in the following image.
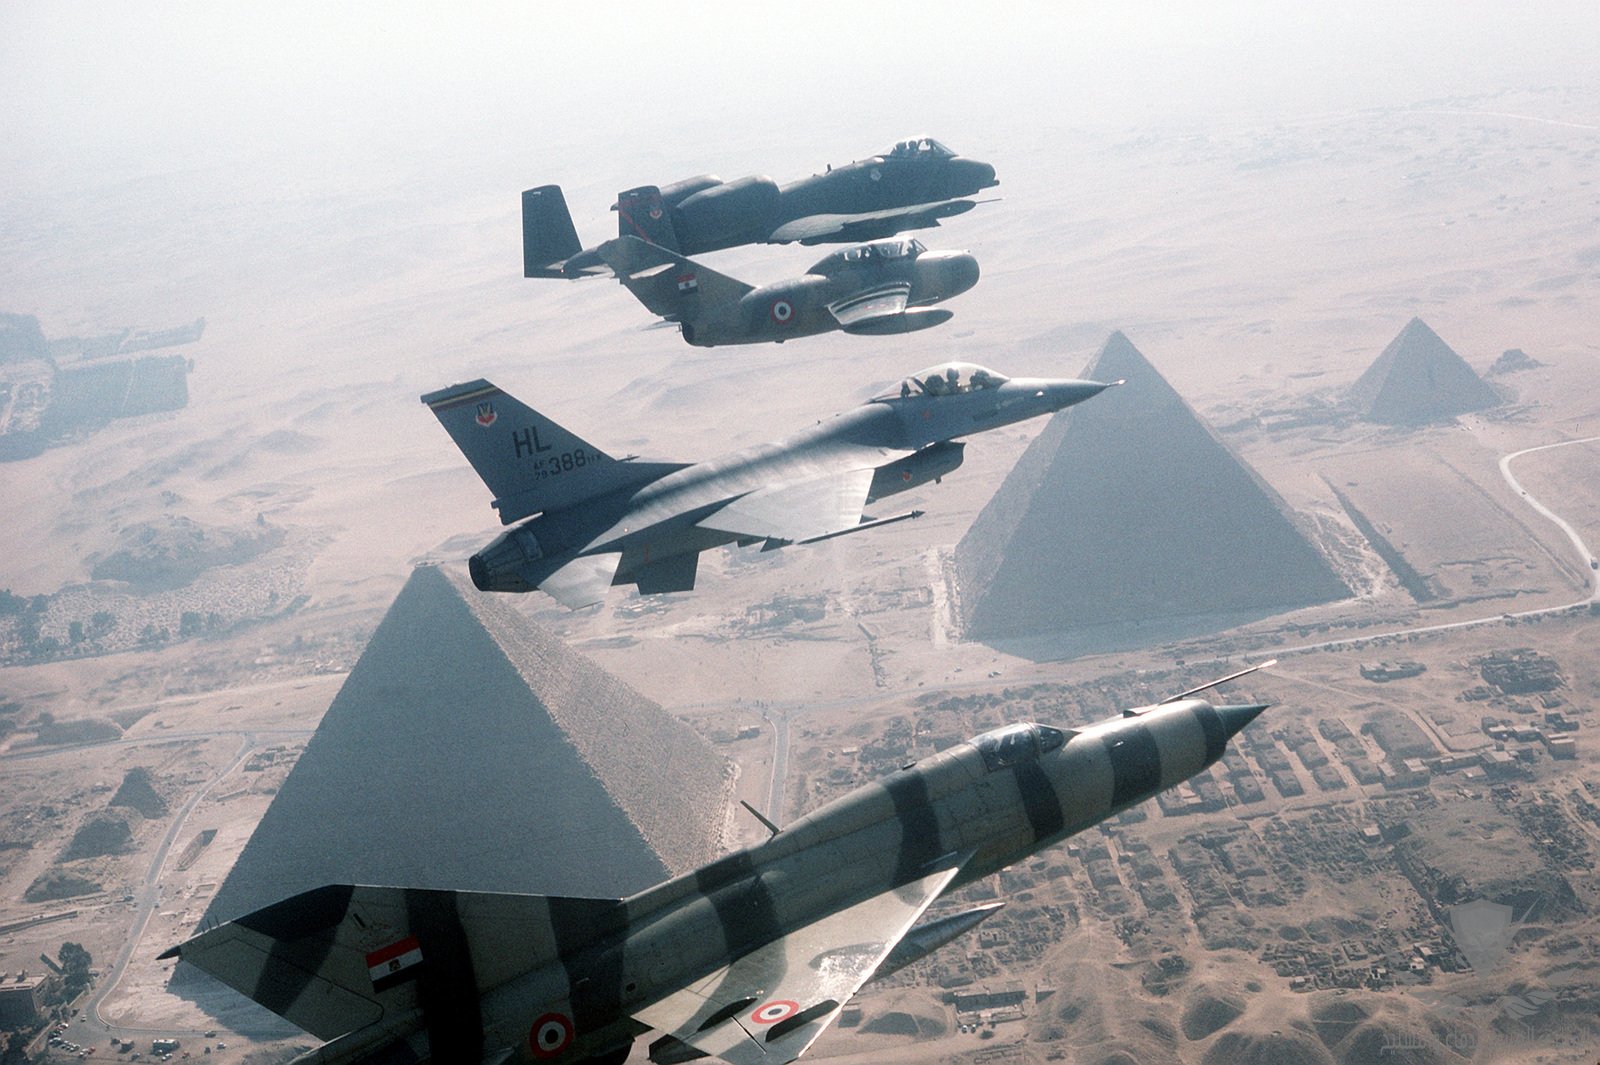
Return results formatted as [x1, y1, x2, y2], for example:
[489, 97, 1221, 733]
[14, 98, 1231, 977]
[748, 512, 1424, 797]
[166, 695, 1263, 1065]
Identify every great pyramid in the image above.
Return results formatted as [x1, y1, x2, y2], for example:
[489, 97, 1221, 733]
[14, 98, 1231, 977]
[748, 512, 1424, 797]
[205, 564, 731, 924]
[1349, 318, 1500, 425]
[954, 332, 1349, 657]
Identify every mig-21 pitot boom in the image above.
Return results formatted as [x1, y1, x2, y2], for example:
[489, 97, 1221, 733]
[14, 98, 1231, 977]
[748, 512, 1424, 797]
[162, 668, 1272, 1065]
[420, 363, 1116, 607]
[523, 137, 998, 279]
[597, 235, 979, 346]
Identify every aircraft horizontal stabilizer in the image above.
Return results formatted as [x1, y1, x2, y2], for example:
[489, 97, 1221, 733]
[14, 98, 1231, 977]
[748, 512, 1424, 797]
[540, 554, 623, 608]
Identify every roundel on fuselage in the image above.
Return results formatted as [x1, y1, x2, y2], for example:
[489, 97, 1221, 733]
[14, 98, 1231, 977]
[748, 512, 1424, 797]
[770, 300, 794, 324]
[529, 1012, 574, 1058]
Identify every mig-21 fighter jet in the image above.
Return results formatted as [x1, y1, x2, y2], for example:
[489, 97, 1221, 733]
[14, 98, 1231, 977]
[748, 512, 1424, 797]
[597, 234, 979, 346]
[162, 667, 1271, 1065]
[524, 137, 998, 279]
[422, 362, 1115, 607]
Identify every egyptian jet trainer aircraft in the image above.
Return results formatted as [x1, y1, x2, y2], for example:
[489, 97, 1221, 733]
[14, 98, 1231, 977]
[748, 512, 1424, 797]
[523, 137, 998, 279]
[598, 235, 979, 345]
[162, 667, 1272, 1065]
[421, 363, 1114, 607]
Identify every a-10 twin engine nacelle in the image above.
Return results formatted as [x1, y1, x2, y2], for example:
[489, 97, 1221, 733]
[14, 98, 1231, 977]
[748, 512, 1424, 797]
[616, 175, 781, 254]
[868, 441, 965, 502]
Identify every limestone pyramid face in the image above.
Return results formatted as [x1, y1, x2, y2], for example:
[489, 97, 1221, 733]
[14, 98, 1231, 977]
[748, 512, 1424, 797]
[1349, 318, 1500, 425]
[206, 565, 729, 925]
[954, 332, 1349, 654]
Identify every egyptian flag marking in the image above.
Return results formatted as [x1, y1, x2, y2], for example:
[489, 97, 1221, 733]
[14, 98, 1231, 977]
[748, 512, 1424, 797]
[677, 273, 699, 294]
[366, 935, 423, 991]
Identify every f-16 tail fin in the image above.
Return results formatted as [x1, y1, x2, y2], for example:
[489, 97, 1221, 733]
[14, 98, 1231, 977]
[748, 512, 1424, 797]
[596, 236, 753, 328]
[422, 379, 682, 523]
[523, 185, 584, 278]
[614, 185, 681, 250]
[161, 884, 623, 1050]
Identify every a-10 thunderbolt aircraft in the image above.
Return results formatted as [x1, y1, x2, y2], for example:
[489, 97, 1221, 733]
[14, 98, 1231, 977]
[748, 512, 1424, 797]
[162, 667, 1271, 1065]
[523, 137, 999, 279]
[421, 362, 1114, 607]
[596, 235, 979, 346]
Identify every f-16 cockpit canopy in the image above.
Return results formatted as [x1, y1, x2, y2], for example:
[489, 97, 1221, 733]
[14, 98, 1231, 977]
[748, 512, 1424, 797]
[875, 362, 1009, 401]
[971, 722, 1069, 772]
[810, 237, 925, 275]
[882, 137, 956, 160]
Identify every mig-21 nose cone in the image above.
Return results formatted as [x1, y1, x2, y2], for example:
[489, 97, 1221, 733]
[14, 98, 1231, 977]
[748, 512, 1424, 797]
[1213, 702, 1270, 741]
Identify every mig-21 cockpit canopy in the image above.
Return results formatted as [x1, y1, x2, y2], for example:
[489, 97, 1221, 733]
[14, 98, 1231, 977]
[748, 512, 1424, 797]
[876, 362, 1010, 401]
[881, 137, 956, 160]
[971, 722, 1070, 772]
[809, 237, 926, 275]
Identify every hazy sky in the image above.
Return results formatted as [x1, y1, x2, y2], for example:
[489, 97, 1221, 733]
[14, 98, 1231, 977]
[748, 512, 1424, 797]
[3, 1, 1596, 196]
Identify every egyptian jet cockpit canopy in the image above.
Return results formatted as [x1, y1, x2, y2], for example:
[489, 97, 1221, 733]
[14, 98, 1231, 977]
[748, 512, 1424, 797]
[810, 237, 925, 275]
[882, 137, 956, 160]
[876, 362, 1009, 401]
[971, 722, 1069, 772]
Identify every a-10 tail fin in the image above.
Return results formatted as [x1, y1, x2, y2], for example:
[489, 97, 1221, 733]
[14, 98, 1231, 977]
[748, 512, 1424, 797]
[422, 379, 683, 523]
[614, 185, 682, 250]
[522, 185, 584, 278]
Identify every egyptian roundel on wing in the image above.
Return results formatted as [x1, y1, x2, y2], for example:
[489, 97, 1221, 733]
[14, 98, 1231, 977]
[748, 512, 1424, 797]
[529, 1012, 574, 1058]
[750, 1000, 800, 1025]
[770, 299, 794, 325]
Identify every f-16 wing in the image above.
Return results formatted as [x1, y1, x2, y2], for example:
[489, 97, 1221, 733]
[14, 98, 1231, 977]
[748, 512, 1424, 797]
[633, 859, 965, 1065]
[766, 197, 987, 246]
[697, 468, 879, 546]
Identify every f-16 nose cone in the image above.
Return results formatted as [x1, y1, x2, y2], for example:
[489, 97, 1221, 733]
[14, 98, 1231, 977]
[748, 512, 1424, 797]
[1214, 703, 1269, 741]
[1044, 378, 1118, 411]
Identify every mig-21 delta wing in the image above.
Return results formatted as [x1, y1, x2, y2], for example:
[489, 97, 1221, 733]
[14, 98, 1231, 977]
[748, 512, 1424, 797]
[597, 234, 979, 346]
[422, 364, 1115, 607]
[161, 669, 1271, 1065]
[523, 137, 998, 279]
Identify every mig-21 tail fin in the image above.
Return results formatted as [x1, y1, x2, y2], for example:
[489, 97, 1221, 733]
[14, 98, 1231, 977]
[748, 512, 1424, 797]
[422, 379, 685, 523]
[596, 235, 754, 333]
[522, 184, 585, 278]
[161, 884, 624, 1053]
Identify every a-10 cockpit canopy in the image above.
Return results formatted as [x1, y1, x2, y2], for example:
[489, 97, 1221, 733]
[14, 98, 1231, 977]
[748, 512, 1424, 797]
[809, 237, 925, 275]
[875, 362, 1010, 401]
[970, 722, 1070, 772]
[881, 137, 955, 160]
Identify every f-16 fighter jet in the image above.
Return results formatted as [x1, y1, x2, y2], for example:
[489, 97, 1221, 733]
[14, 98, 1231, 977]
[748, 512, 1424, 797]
[598, 235, 979, 346]
[524, 137, 998, 279]
[162, 667, 1271, 1065]
[421, 363, 1115, 606]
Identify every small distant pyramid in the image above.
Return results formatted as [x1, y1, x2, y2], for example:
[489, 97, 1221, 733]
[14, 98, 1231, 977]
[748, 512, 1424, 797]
[205, 564, 730, 925]
[1350, 318, 1499, 425]
[954, 332, 1349, 656]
